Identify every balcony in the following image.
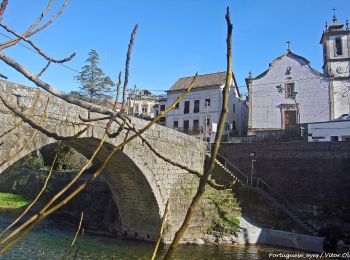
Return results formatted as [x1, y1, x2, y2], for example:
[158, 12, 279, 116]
[174, 127, 203, 136]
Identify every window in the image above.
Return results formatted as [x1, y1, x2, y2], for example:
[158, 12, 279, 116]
[330, 136, 339, 141]
[233, 103, 236, 113]
[160, 104, 165, 111]
[194, 100, 200, 113]
[285, 83, 295, 99]
[206, 118, 210, 126]
[184, 101, 190, 114]
[183, 120, 189, 131]
[142, 104, 148, 113]
[159, 117, 166, 125]
[173, 121, 178, 128]
[135, 104, 139, 113]
[205, 98, 211, 106]
[193, 119, 199, 130]
[335, 37, 343, 56]
[156, 110, 159, 116]
[232, 120, 236, 130]
[175, 102, 179, 109]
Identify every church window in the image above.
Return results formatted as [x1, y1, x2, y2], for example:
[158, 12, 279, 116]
[335, 37, 343, 56]
[285, 83, 295, 99]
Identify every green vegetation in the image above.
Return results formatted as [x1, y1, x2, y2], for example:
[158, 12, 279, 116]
[210, 215, 240, 235]
[11, 152, 44, 170]
[0, 192, 29, 208]
[209, 189, 240, 235]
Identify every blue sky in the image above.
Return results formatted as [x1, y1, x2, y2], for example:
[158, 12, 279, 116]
[0, 0, 349, 98]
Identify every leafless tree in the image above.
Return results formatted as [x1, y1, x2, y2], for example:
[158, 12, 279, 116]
[0, 1, 236, 257]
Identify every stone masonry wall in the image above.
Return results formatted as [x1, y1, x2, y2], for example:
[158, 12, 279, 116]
[219, 142, 350, 232]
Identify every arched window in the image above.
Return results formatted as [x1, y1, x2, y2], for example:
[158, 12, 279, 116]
[335, 37, 343, 56]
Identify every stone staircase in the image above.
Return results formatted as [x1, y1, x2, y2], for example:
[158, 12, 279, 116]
[208, 152, 319, 235]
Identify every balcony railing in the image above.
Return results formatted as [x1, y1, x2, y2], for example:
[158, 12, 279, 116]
[174, 127, 203, 135]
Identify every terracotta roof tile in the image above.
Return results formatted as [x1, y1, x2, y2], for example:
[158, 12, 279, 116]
[168, 72, 227, 92]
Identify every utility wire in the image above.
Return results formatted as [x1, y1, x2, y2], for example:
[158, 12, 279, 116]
[0, 31, 80, 74]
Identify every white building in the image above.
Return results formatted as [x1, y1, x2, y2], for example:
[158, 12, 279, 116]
[308, 119, 350, 142]
[127, 90, 160, 119]
[164, 71, 248, 142]
[153, 95, 167, 126]
[247, 15, 350, 135]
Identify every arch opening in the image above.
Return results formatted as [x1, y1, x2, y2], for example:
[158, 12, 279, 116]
[0, 138, 162, 241]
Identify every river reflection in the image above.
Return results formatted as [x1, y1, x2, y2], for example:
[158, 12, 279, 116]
[0, 227, 303, 259]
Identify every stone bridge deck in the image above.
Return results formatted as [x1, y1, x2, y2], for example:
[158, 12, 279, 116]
[0, 80, 237, 243]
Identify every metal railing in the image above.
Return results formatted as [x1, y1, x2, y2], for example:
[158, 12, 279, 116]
[175, 127, 203, 135]
[215, 152, 250, 184]
[254, 177, 293, 210]
[208, 149, 316, 232]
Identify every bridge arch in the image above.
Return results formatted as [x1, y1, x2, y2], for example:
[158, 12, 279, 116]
[0, 80, 225, 243]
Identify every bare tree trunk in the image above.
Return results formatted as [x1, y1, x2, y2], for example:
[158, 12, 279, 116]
[163, 7, 233, 259]
[121, 25, 138, 112]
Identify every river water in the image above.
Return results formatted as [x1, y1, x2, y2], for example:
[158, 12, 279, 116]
[0, 226, 303, 259]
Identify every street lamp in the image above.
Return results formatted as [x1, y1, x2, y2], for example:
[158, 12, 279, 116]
[249, 152, 256, 186]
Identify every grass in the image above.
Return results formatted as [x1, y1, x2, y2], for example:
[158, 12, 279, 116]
[0, 192, 30, 209]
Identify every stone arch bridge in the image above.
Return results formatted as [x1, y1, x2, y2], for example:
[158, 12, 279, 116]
[0, 80, 235, 243]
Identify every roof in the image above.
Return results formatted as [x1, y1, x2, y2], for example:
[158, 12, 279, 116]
[168, 71, 241, 96]
[245, 50, 327, 85]
[320, 17, 349, 43]
[168, 72, 228, 91]
[100, 99, 122, 110]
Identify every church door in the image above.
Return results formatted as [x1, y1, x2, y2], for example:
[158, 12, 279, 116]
[284, 110, 297, 127]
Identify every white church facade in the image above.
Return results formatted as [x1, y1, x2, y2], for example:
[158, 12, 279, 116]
[247, 15, 350, 135]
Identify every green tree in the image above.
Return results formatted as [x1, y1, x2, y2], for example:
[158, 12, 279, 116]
[75, 49, 114, 103]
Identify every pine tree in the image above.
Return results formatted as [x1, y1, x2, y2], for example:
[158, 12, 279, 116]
[75, 49, 114, 103]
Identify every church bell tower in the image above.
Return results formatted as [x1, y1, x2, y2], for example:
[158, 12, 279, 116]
[321, 14, 350, 118]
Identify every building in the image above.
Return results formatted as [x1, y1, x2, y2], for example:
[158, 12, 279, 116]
[308, 118, 350, 142]
[127, 89, 160, 119]
[153, 95, 167, 126]
[247, 15, 350, 135]
[164, 71, 248, 142]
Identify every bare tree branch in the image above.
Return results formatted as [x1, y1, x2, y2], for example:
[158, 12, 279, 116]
[164, 8, 233, 259]
[0, 97, 50, 169]
[121, 24, 138, 112]
[0, 0, 8, 22]
[126, 122, 234, 190]
[0, 91, 41, 140]
[26, 0, 54, 34]
[0, 72, 7, 79]
[151, 200, 169, 260]
[65, 211, 84, 257]
[0, 51, 121, 116]
[0, 0, 67, 50]
[1, 23, 76, 63]
[0, 93, 87, 140]
[113, 71, 122, 111]
[37, 61, 51, 77]
[0, 151, 58, 237]
[78, 115, 110, 123]
[29, 0, 69, 36]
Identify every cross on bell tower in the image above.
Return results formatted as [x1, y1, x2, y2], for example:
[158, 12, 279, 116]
[332, 8, 338, 23]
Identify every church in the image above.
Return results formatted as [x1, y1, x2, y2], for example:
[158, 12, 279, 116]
[247, 15, 350, 135]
